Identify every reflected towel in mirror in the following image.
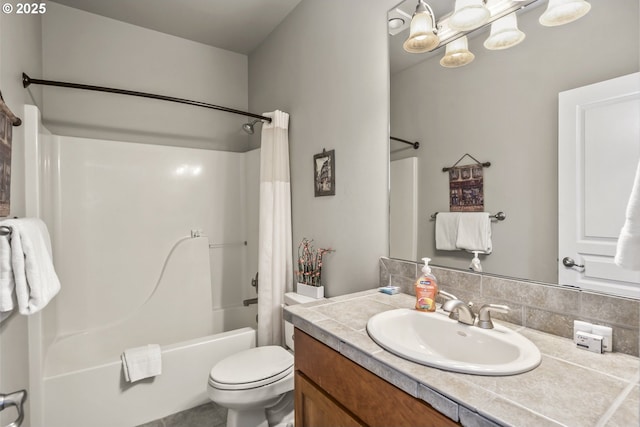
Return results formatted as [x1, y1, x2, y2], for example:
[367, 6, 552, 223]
[615, 160, 640, 271]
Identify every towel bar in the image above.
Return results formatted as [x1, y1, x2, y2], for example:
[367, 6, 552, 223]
[431, 211, 506, 221]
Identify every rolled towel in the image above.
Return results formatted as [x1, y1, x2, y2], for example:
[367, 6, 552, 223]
[456, 212, 492, 254]
[121, 344, 162, 383]
[435, 213, 461, 250]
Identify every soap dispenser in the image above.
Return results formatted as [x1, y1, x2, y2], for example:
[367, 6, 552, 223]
[415, 257, 438, 312]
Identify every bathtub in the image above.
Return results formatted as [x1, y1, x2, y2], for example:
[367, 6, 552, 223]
[42, 327, 256, 427]
[22, 105, 262, 427]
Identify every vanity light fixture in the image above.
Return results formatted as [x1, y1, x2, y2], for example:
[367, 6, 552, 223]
[449, 0, 491, 31]
[440, 36, 475, 67]
[399, 0, 591, 63]
[483, 11, 526, 50]
[539, 0, 591, 26]
[403, 0, 439, 53]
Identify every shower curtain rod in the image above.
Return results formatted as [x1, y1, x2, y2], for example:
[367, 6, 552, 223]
[22, 73, 272, 123]
[390, 136, 420, 150]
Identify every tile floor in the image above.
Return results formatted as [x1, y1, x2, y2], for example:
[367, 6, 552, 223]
[137, 402, 227, 427]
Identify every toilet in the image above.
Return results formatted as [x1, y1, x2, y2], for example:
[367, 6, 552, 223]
[207, 292, 317, 427]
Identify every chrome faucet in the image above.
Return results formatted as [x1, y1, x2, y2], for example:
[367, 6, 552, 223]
[438, 290, 458, 303]
[442, 299, 476, 326]
[477, 304, 510, 329]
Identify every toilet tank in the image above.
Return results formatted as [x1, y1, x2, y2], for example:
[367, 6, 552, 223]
[283, 292, 318, 350]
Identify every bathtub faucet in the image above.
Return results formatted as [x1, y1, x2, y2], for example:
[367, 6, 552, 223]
[243, 297, 258, 306]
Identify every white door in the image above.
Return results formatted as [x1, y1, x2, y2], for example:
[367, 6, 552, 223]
[558, 72, 640, 299]
[390, 157, 418, 261]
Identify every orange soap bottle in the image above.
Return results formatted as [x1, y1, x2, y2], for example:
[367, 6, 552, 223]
[415, 257, 438, 312]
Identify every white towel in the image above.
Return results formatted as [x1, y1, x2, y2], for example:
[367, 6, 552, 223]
[0, 218, 61, 315]
[435, 213, 461, 250]
[615, 160, 640, 271]
[455, 212, 492, 254]
[0, 233, 15, 313]
[121, 344, 162, 383]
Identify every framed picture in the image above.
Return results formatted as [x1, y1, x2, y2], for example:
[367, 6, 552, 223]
[313, 149, 335, 197]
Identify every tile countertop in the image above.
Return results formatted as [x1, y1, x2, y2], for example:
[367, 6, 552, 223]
[284, 290, 640, 427]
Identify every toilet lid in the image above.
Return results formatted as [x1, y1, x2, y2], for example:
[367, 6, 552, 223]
[209, 346, 294, 390]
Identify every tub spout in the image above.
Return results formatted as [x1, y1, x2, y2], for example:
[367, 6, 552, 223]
[243, 297, 258, 307]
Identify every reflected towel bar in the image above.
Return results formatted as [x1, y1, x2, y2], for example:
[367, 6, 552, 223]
[390, 136, 420, 150]
[431, 211, 506, 221]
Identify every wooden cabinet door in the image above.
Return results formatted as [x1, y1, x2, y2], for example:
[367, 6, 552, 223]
[295, 372, 364, 427]
[295, 329, 460, 427]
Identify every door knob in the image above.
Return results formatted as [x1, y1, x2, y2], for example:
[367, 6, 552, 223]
[562, 257, 584, 269]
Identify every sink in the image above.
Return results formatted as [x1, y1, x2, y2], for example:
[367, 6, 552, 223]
[366, 309, 541, 376]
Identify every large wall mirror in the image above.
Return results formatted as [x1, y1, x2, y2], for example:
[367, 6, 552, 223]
[388, 0, 639, 297]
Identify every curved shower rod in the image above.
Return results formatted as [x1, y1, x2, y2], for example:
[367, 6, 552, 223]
[22, 73, 272, 123]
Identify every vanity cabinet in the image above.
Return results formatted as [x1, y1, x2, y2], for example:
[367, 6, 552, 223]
[294, 329, 460, 427]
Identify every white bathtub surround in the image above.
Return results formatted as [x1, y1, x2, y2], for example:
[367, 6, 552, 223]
[615, 159, 640, 270]
[121, 344, 162, 383]
[23, 105, 261, 426]
[258, 110, 293, 346]
[0, 217, 61, 315]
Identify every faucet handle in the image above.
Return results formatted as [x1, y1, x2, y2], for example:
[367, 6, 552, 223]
[477, 304, 510, 329]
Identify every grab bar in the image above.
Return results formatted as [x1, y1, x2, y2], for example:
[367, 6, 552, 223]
[209, 241, 247, 249]
[0, 390, 27, 427]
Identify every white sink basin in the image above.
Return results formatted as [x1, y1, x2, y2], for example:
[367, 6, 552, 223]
[366, 309, 541, 376]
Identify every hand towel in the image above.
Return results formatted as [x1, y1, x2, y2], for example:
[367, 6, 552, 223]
[456, 212, 492, 254]
[615, 160, 640, 270]
[435, 213, 461, 250]
[0, 233, 15, 313]
[121, 344, 162, 383]
[0, 218, 61, 315]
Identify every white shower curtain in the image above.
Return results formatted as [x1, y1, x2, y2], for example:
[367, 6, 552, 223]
[257, 110, 293, 346]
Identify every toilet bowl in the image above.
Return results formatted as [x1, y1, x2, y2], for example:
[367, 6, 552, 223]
[207, 292, 317, 427]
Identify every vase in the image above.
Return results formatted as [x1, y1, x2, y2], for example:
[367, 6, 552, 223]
[296, 283, 325, 299]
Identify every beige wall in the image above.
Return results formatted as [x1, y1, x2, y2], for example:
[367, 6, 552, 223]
[249, 0, 398, 297]
[0, 9, 42, 427]
[41, 2, 250, 151]
[390, 0, 639, 283]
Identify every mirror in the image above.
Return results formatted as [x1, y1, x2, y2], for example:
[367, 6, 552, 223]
[388, 1, 639, 291]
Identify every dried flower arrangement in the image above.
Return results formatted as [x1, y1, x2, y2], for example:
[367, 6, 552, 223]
[296, 238, 334, 287]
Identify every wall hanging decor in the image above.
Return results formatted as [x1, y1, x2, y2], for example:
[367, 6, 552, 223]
[443, 153, 490, 212]
[0, 92, 22, 217]
[313, 149, 335, 197]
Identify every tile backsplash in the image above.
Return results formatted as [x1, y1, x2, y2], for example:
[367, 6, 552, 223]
[380, 257, 640, 357]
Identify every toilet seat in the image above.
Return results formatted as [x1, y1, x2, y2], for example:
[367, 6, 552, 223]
[208, 346, 294, 391]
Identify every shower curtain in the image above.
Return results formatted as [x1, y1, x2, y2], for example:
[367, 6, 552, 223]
[257, 110, 292, 346]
